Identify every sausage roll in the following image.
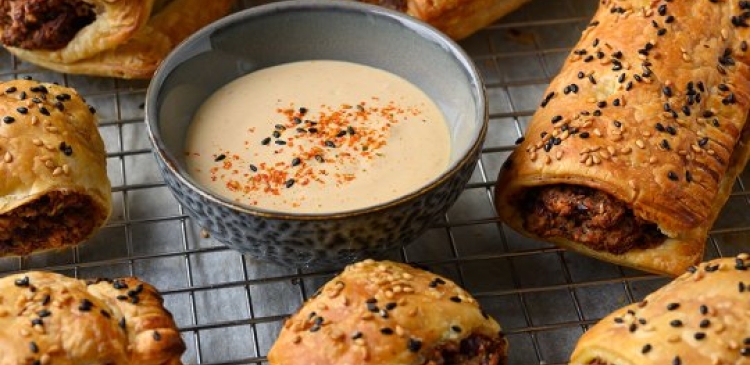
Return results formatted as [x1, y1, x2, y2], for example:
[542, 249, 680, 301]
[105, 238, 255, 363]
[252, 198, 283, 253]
[356, 0, 531, 40]
[0, 0, 236, 78]
[0, 79, 111, 256]
[494, 0, 750, 276]
[570, 254, 750, 365]
[268, 259, 507, 365]
[0, 271, 185, 365]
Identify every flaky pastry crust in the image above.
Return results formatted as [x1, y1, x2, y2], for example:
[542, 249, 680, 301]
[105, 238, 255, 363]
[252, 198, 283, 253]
[494, 0, 750, 276]
[570, 255, 750, 365]
[359, 0, 531, 39]
[0, 271, 185, 365]
[0, 79, 111, 256]
[268, 259, 507, 365]
[3, 0, 236, 78]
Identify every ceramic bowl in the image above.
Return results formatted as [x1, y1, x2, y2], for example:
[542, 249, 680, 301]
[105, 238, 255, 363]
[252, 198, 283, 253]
[145, 0, 487, 268]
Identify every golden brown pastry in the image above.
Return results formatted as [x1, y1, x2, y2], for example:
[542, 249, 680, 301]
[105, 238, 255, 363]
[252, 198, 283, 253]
[0, 0, 236, 78]
[0, 271, 185, 365]
[357, 0, 531, 40]
[268, 259, 507, 365]
[0, 79, 111, 256]
[494, 0, 750, 276]
[570, 254, 750, 365]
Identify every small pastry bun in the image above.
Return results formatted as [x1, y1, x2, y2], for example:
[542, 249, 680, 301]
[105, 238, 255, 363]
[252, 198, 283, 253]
[268, 259, 507, 365]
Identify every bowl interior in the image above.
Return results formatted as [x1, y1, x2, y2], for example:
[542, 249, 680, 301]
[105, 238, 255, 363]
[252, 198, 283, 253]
[148, 0, 485, 212]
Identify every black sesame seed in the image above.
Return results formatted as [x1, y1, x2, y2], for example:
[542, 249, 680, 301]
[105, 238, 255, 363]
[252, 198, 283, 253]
[249, 164, 258, 172]
[119, 317, 127, 330]
[685, 171, 692, 183]
[5, 86, 16, 93]
[117, 295, 128, 301]
[641, 343, 652, 354]
[593, 110, 602, 116]
[214, 154, 226, 162]
[272, 130, 281, 139]
[79, 299, 93, 311]
[667, 303, 680, 311]
[700, 304, 709, 315]
[285, 179, 295, 188]
[451, 325, 462, 332]
[551, 115, 563, 124]
[385, 302, 397, 311]
[577, 71, 585, 79]
[588, 74, 597, 84]
[613, 98, 621, 107]
[407, 338, 422, 352]
[380, 327, 394, 335]
[39, 107, 49, 116]
[628, 323, 637, 332]
[37, 309, 51, 318]
[347, 126, 356, 135]
[666, 126, 677, 135]
[660, 139, 671, 150]
[614, 121, 622, 127]
[41, 294, 50, 306]
[667, 171, 679, 181]
[673, 356, 682, 365]
[657, 28, 667, 36]
[16, 107, 28, 114]
[30, 341, 39, 353]
[745, 337, 750, 345]
[31, 318, 43, 326]
[742, 348, 750, 356]
[694, 332, 706, 340]
[291, 157, 301, 167]
[367, 302, 379, 312]
[19, 91, 26, 100]
[153, 331, 162, 341]
[579, 132, 590, 139]
[614, 317, 624, 324]
[325, 140, 336, 148]
[670, 319, 683, 327]
[89, 105, 96, 114]
[682, 105, 691, 116]
[14, 276, 29, 287]
[698, 137, 709, 147]
[700, 319, 711, 328]
[663, 86, 672, 97]
[100, 309, 111, 318]
[706, 264, 720, 272]
[655, 123, 665, 132]
[261, 137, 271, 145]
[275, 140, 287, 145]
[2, 115, 15, 124]
[315, 155, 325, 163]
[597, 101, 607, 108]
[352, 331, 363, 340]
[449, 296, 462, 303]
[308, 127, 319, 133]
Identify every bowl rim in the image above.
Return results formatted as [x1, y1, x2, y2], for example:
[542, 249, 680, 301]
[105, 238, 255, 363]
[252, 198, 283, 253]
[145, 0, 488, 220]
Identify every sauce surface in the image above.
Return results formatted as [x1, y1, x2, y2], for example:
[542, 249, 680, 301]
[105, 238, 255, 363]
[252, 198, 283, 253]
[184, 60, 450, 213]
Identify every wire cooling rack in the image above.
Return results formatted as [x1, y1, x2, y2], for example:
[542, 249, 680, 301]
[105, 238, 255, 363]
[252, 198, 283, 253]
[2, 0, 750, 364]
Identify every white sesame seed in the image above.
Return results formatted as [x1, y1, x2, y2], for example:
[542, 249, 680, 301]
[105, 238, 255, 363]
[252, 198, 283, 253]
[3, 152, 12, 163]
[635, 140, 645, 149]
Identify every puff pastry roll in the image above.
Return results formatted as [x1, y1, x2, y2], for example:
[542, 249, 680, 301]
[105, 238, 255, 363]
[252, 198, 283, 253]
[0, 271, 185, 365]
[570, 254, 750, 365]
[0, 79, 111, 256]
[356, 0, 531, 40]
[494, 0, 750, 276]
[0, 0, 236, 78]
[268, 259, 507, 365]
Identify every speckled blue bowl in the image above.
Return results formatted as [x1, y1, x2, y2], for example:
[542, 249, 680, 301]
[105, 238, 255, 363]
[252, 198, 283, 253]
[145, 0, 487, 268]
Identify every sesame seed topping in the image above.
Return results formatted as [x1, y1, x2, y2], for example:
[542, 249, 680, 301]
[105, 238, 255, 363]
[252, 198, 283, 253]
[670, 319, 683, 327]
[641, 343, 652, 354]
[153, 331, 162, 341]
[380, 327, 394, 335]
[667, 171, 679, 181]
[449, 296, 462, 303]
[14, 276, 30, 287]
[79, 299, 93, 311]
[407, 338, 422, 352]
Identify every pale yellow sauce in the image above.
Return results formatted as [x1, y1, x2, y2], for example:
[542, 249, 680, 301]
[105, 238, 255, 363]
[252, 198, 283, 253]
[184, 60, 450, 213]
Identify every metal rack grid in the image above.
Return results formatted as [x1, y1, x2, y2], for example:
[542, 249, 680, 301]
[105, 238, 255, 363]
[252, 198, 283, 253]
[1, 0, 750, 364]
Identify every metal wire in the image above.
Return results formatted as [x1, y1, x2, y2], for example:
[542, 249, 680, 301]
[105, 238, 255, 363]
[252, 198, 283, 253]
[1, 0, 750, 364]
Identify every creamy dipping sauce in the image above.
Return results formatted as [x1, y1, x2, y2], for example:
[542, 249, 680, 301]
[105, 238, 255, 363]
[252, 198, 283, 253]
[184, 60, 450, 213]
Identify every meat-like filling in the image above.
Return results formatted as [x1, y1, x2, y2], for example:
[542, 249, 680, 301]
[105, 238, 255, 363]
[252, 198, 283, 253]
[424, 334, 507, 365]
[522, 185, 665, 254]
[588, 359, 609, 365]
[0, 0, 96, 50]
[0, 192, 101, 255]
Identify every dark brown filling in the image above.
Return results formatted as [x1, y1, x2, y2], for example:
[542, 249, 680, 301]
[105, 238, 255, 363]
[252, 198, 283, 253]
[1, 0, 96, 50]
[0, 191, 101, 256]
[521, 185, 665, 254]
[588, 359, 609, 365]
[423, 334, 507, 365]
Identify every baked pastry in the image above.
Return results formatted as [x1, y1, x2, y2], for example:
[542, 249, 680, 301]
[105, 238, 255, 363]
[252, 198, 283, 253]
[268, 259, 507, 365]
[0, 0, 236, 78]
[0, 271, 185, 364]
[570, 254, 750, 365]
[0, 79, 111, 256]
[494, 1, 750, 276]
[357, 0, 531, 39]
